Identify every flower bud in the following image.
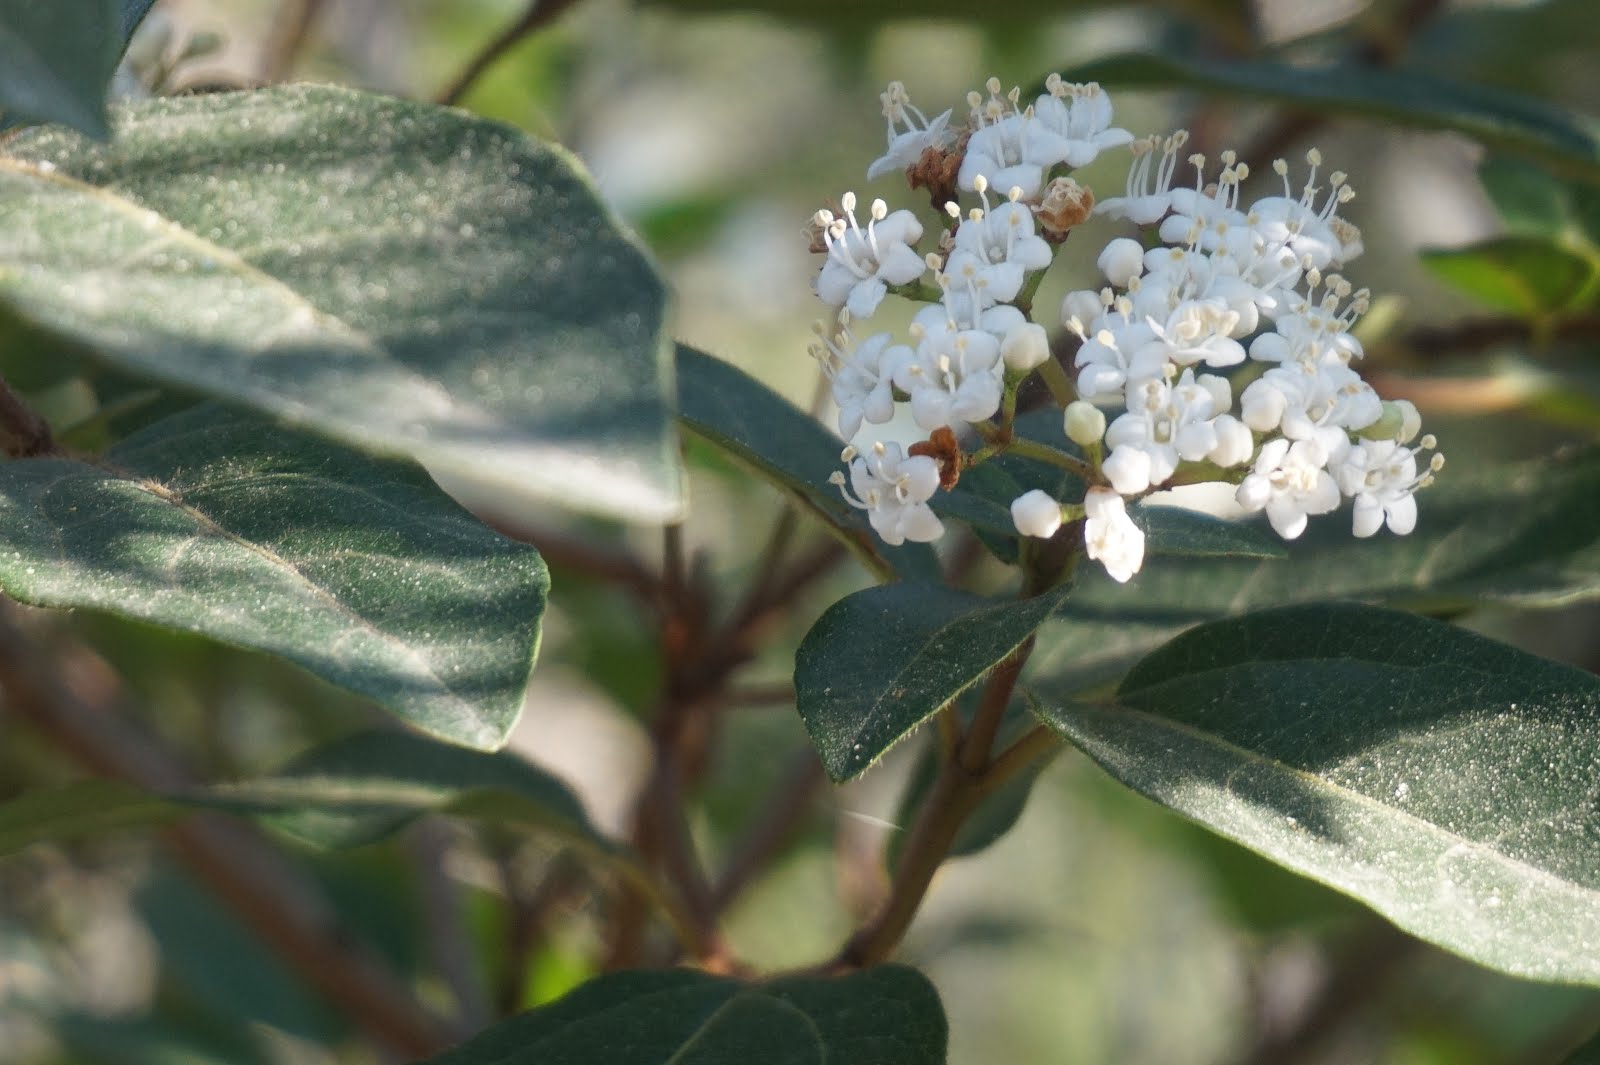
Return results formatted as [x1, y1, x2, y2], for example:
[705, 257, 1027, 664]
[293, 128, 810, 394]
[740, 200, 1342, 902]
[1001, 322, 1050, 373]
[1097, 237, 1145, 287]
[1011, 489, 1064, 539]
[1063, 400, 1107, 447]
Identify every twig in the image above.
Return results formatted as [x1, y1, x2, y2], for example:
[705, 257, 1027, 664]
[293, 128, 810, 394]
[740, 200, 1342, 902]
[260, 0, 327, 83]
[722, 683, 796, 708]
[435, 0, 588, 106]
[483, 517, 661, 604]
[411, 820, 491, 1036]
[0, 608, 448, 1058]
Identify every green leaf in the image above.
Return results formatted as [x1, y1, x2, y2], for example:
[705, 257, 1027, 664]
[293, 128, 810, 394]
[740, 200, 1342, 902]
[121, 0, 159, 41]
[891, 728, 1046, 868]
[139, 865, 344, 1041]
[205, 729, 609, 852]
[1561, 1029, 1600, 1065]
[0, 404, 548, 749]
[1065, 53, 1600, 181]
[413, 966, 947, 1065]
[1134, 505, 1288, 560]
[1030, 446, 1600, 695]
[1478, 158, 1575, 240]
[675, 344, 939, 583]
[795, 582, 1070, 780]
[0, 85, 680, 523]
[1421, 237, 1600, 316]
[0, 731, 614, 861]
[1038, 603, 1600, 986]
[0, 778, 172, 855]
[0, 0, 118, 139]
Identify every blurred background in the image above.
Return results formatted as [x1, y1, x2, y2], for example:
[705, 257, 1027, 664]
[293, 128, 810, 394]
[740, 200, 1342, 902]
[4, 0, 1600, 1062]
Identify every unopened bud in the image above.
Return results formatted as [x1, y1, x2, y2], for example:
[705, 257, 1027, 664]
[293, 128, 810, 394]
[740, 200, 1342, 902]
[1097, 237, 1145, 287]
[1001, 322, 1050, 373]
[1011, 489, 1064, 539]
[1064, 400, 1107, 447]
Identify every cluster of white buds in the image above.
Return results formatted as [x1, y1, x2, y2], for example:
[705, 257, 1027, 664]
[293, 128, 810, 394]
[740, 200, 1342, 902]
[811, 76, 1441, 580]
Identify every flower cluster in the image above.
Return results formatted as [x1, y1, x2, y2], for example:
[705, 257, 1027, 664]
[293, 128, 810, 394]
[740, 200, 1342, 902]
[811, 76, 1441, 583]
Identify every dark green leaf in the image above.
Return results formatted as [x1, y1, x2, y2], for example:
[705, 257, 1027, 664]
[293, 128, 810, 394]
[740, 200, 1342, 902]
[1134, 505, 1287, 559]
[675, 344, 939, 583]
[205, 729, 609, 852]
[796, 581, 1070, 780]
[1065, 53, 1600, 181]
[122, 0, 158, 41]
[1479, 158, 1574, 240]
[1561, 1028, 1600, 1064]
[53, 1012, 274, 1065]
[0, 85, 680, 522]
[1030, 446, 1600, 695]
[139, 865, 344, 1041]
[0, 778, 171, 855]
[891, 732, 1047, 868]
[0, 0, 118, 138]
[1039, 604, 1600, 985]
[0, 404, 548, 748]
[1421, 237, 1599, 316]
[414, 966, 946, 1065]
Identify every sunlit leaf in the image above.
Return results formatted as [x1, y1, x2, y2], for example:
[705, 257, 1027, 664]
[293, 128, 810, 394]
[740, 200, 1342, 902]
[0, 404, 548, 748]
[0, 85, 681, 522]
[1039, 604, 1600, 985]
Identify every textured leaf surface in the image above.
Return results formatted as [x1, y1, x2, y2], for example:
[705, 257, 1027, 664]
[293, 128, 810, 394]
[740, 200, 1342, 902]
[0, 0, 118, 137]
[0, 85, 680, 522]
[1030, 447, 1600, 694]
[1133, 505, 1287, 559]
[676, 344, 938, 582]
[1065, 53, 1600, 180]
[206, 729, 607, 850]
[415, 966, 946, 1065]
[796, 582, 1070, 780]
[0, 404, 548, 748]
[1039, 604, 1600, 985]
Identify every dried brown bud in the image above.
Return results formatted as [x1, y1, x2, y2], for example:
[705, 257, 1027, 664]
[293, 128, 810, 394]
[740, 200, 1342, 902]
[1035, 177, 1095, 242]
[908, 426, 963, 491]
[908, 129, 970, 215]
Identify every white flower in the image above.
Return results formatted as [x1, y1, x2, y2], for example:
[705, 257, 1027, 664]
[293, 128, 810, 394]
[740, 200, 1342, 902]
[1011, 489, 1063, 538]
[945, 184, 1054, 305]
[867, 81, 955, 181]
[1208, 414, 1254, 468]
[1033, 77, 1133, 169]
[830, 442, 946, 545]
[1096, 131, 1190, 224]
[1249, 151, 1359, 270]
[1141, 298, 1246, 368]
[1083, 486, 1145, 582]
[1235, 436, 1343, 540]
[810, 324, 907, 440]
[1073, 319, 1166, 405]
[1102, 369, 1229, 494]
[892, 305, 1004, 430]
[814, 193, 927, 320]
[1333, 437, 1442, 537]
